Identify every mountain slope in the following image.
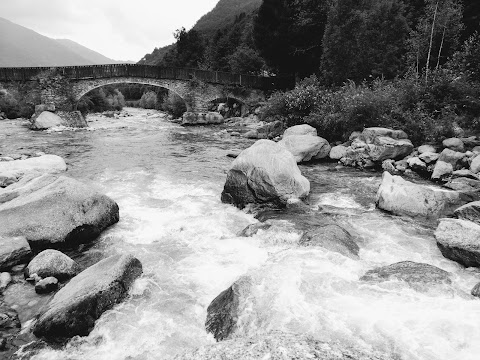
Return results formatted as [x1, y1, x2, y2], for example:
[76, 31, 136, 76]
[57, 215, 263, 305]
[193, 0, 262, 33]
[0, 17, 121, 67]
[55, 39, 119, 64]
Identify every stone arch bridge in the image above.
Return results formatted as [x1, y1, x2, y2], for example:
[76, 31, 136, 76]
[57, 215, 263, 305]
[0, 64, 293, 115]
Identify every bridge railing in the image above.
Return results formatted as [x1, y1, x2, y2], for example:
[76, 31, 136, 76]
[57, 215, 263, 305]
[0, 64, 294, 90]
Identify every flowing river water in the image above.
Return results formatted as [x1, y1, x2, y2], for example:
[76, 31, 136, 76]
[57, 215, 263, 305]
[1, 107, 480, 360]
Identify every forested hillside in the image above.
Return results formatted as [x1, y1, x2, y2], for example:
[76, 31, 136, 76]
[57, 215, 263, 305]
[193, 0, 262, 33]
[140, 0, 479, 81]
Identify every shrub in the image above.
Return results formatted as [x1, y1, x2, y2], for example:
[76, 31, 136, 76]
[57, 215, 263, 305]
[161, 92, 187, 117]
[260, 70, 480, 145]
[139, 91, 158, 109]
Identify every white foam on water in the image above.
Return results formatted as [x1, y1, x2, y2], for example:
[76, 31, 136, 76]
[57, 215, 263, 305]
[32, 172, 269, 360]
[315, 192, 365, 209]
[23, 109, 480, 360]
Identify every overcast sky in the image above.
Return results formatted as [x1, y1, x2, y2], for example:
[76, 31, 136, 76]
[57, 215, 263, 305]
[0, 0, 219, 61]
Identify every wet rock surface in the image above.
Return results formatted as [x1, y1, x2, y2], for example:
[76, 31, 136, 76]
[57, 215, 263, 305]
[0, 174, 120, 250]
[360, 261, 451, 291]
[205, 276, 252, 341]
[435, 218, 480, 267]
[299, 223, 359, 257]
[33, 254, 142, 340]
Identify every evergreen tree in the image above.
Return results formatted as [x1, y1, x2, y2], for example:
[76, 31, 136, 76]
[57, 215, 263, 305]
[254, 0, 330, 77]
[321, 0, 409, 85]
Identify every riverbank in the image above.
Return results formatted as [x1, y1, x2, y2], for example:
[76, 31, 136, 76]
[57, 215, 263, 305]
[1, 108, 480, 359]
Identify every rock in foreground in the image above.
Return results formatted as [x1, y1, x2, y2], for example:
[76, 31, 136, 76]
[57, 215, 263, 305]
[176, 332, 392, 360]
[33, 254, 142, 339]
[221, 140, 310, 209]
[435, 218, 480, 267]
[376, 172, 465, 218]
[0, 175, 119, 250]
[360, 261, 451, 291]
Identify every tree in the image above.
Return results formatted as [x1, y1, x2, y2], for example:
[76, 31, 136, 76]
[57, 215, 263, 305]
[161, 28, 205, 68]
[254, 0, 330, 77]
[408, 0, 464, 79]
[321, 0, 410, 85]
[228, 45, 265, 74]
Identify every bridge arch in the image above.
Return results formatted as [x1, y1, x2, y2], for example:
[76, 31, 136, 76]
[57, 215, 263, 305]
[71, 77, 193, 112]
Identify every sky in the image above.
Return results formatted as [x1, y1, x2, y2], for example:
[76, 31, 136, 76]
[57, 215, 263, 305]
[0, 0, 219, 61]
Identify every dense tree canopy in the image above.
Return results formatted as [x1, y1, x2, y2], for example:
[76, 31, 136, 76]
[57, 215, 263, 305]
[138, 0, 480, 84]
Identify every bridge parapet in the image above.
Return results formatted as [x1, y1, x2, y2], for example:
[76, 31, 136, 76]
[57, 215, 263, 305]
[0, 64, 293, 91]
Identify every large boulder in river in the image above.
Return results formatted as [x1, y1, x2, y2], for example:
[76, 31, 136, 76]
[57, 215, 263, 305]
[299, 224, 359, 258]
[376, 172, 466, 218]
[360, 261, 451, 292]
[31, 111, 87, 130]
[0, 236, 31, 271]
[0, 174, 119, 250]
[0, 155, 66, 180]
[31, 111, 63, 130]
[221, 140, 310, 209]
[176, 332, 392, 360]
[25, 249, 80, 281]
[278, 135, 331, 163]
[283, 124, 317, 137]
[33, 254, 142, 339]
[435, 218, 480, 267]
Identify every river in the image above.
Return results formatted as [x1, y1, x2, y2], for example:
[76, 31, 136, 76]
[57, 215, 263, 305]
[1, 108, 480, 360]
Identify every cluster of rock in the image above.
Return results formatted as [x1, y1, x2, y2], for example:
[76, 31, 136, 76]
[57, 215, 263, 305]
[30, 103, 87, 130]
[375, 169, 480, 295]
[182, 111, 225, 125]
[381, 137, 480, 185]
[331, 127, 413, 168]
[0, 111, 6, 121]
[0, 153, 141, 350]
